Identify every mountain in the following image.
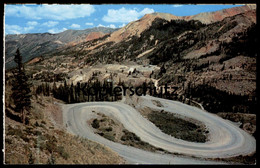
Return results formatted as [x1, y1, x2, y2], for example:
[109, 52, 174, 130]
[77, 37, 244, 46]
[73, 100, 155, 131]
[42, 5, 256, 101]
[5, 27, 118, 69]
[182, 4, 256, 24]
[107, 4, 256, 42]
[55, 5, 256, 64]
[5, 5, 255, 69]
[5, 5, 256, 102]
[47, 5, 256, 61]
[108, 13, 180, 42]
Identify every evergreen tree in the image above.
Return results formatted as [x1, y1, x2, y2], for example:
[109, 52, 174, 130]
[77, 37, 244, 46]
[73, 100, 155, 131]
[11, 48, 32, 124]
[46, 82, 50, 96]
[159, 64, 166, 75]
[70, 83, 75, 103]
[52, 82, 57, 97]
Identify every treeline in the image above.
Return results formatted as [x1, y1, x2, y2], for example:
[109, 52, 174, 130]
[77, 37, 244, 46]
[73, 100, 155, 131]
[36, 78, 122, 104]
[150, 82, 257, 114]
[184, 84, 257, 114]
[141, 18, 205, 44]
[219, 23, 257, 63]
[145, 20, 206, 65]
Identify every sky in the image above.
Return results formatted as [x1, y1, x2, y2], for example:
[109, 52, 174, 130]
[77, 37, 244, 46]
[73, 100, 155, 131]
[4, 4, 243, 35]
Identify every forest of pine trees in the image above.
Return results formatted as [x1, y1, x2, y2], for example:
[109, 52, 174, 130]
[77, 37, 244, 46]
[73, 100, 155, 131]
[150, 81, 256, 114]
[184, 84, 257, 114]
[36, 78, 122, 104]
[35, 72, 256, 114]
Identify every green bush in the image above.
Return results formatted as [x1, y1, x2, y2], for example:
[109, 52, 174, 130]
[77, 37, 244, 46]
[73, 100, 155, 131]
[147, 111, 207, 142]
[103, 133, 115, 142]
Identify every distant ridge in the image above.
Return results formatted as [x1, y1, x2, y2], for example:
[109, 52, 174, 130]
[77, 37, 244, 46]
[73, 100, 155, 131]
[5, 27, 118, 69]
[5, 5, 256, 69]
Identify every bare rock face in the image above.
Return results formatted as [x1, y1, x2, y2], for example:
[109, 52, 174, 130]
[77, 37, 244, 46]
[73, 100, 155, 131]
[85, 32, 105, 42]
[109, 12, 180, 42]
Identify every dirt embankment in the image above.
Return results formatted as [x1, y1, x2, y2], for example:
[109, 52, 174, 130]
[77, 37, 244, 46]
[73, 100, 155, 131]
[5, 95, 125, 164]
[217, 112, 256, 137]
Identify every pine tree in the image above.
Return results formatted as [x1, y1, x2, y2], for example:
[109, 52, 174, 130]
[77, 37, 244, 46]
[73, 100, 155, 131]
[52, 82, 57, 97]
[70, 83, 75, 103]
[11, 48, 32, 124]
[45, 82, 50, 96]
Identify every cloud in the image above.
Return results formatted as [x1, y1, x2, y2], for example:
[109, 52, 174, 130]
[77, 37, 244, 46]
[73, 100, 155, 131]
[85, 22, 94, 26]
[97, 24, 105, 27]
[97, 24, 117, 28]
[173, 5, 183, 8]
[70, 24, 81, 29]
[108, 24, 116, 28]
[102, 7, 154, 23]
[5, 24, 36, 34]
[5, 24, 22, 34]
[26, 21, 38, 26]
[48, 27, 67, 34]
[5, 4, 95, 20]
[5, 21, 38, 34]
[24, 26, 34, 32]
[119, 23, 126, 27]
[42, 21, 59, 27]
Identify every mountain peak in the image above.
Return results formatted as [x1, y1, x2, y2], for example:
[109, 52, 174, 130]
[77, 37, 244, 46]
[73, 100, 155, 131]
[143, 12, 180, 21]
[108, 12, 181, 42]
[183, 5, 256, 24]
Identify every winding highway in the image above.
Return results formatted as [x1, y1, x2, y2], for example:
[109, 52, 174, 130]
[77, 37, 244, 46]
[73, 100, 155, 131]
[61, 95, 256, 164]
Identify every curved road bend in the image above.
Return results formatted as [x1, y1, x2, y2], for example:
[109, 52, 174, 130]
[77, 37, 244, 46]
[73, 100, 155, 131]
[61, 95, 255, 164]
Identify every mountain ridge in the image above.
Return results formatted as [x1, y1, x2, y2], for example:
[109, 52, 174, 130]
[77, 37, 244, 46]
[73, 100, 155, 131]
[103, 5, 256, 43]
[5, 5, 256, 69]
[5, 27, 118, 69]
[42, 5, 255, 98]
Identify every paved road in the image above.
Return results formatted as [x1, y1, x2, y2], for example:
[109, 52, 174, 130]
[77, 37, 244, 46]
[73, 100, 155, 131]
[61, 95, 255, 164]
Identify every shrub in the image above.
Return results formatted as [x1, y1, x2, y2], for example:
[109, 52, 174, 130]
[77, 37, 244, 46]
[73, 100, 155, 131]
[105, 127, 112, 132]
[103, 134, 115, 142]
[91, 119, 100, 129]
[28, 153, 35, 164]
[56, 146, 69, 160]
[47, 154, 56, 164]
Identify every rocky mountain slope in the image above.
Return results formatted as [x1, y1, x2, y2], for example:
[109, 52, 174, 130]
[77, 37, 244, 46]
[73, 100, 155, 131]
[5, 5, 257, 113]
[5, 5, 255, 69]
[108, 4, 256, 42]
[40, 5, 256, 110]
[182, 4, 256, 24]
[5, 27, 117, 69]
